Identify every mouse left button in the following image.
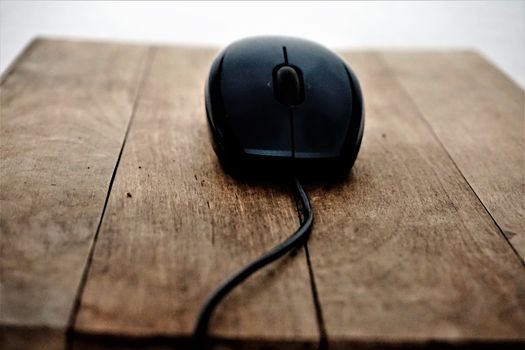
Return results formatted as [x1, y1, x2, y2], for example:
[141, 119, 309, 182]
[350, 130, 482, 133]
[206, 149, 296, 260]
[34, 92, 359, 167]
[221, 38, 292, 157]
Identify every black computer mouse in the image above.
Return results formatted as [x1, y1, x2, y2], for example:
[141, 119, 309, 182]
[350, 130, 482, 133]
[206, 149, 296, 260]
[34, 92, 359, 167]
[205, 36, 364, 178]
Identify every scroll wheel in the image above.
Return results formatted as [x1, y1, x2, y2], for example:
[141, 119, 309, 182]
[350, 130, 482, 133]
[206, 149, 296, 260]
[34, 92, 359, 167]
[274, 65, 304, 106]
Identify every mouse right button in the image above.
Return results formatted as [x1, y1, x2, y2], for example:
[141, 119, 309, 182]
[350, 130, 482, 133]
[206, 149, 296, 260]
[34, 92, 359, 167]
[286, 39, 353, 159]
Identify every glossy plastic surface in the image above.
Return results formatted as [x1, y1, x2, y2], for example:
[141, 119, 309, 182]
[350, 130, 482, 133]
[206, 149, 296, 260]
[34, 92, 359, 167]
[205, 36, 364, 178]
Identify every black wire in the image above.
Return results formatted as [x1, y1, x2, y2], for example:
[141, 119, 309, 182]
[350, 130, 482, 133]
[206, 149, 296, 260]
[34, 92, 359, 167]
[193, 177, 313, 343]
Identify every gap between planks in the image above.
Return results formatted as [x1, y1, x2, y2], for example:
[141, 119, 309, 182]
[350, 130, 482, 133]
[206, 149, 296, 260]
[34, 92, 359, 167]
[65, 46, 155, 348]
[1, 38, 153, 350]
[375, 54, 525, 268]
[378, 51, 524, 261]
[292, 184, 329, 349]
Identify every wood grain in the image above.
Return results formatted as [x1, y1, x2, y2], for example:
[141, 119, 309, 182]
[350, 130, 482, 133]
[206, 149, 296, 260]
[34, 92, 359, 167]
[380, 51, 525, 260]
[0, 38, 148, 348]
[305, 52, 525, 347]
[2, 39, 524, 349]
[73, 47, 318, 348]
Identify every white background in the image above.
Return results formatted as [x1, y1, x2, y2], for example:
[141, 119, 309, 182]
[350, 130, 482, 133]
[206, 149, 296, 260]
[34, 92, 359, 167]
[1, 1, 524, 87]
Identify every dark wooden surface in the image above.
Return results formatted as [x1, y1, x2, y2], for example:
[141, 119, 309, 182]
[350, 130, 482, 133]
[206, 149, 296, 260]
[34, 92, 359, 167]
[1, 39, 524, 349]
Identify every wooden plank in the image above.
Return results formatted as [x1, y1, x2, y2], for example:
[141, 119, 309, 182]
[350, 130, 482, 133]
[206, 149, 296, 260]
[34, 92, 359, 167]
[0, 39, 149, 349]
[305, 52, 525, 347]
[380, 51, 525, 259]
[73, 47, 318, 348]
[4, 40, 523, 349]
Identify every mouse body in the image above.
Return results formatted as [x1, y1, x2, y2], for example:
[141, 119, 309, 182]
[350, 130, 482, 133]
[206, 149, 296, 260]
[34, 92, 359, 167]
[205, 36, 364, 178]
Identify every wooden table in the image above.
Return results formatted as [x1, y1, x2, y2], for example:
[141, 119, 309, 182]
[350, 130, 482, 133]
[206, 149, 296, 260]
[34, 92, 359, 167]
[1, 38, 524, 350]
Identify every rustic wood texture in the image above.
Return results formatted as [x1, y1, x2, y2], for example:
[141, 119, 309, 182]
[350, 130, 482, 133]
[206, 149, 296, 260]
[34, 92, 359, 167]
[304, 52, 525, 347]
[0, 39, 148, 348]
[380, 51, 525, 260]
[73, 47, 318, 348]
[1, 39, 524, 349]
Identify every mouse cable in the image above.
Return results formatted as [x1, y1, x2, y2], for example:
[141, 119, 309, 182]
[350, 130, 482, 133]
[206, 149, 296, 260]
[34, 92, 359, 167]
[193, 176, 313, 342]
